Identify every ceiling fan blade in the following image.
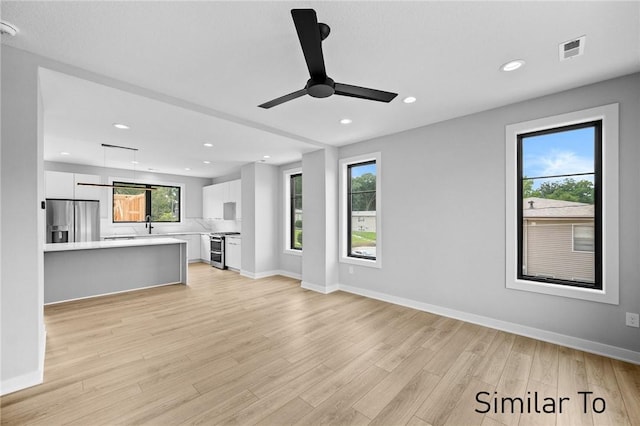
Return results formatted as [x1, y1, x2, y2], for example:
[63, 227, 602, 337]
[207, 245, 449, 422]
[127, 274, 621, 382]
[291, 9, 327, 80]
[258, 88, 307, 109]
[334, 83, 398, 103]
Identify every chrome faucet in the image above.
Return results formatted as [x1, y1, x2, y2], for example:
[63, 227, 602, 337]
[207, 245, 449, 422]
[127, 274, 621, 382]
[145, 215, 153, 234]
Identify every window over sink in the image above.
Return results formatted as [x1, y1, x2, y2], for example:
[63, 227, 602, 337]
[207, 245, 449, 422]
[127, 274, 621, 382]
[113, 182, 181, 223]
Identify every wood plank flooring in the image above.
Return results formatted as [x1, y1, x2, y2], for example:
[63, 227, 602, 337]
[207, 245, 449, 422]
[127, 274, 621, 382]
[1, 262, 639, 425]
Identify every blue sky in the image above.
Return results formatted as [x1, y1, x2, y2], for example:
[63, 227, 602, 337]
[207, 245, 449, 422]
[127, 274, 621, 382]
[522, 126, 595, 186]
[351, 162, 376, 178]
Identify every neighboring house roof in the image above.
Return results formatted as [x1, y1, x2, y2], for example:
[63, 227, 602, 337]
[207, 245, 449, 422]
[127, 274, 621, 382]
[523, 197, 594, 218]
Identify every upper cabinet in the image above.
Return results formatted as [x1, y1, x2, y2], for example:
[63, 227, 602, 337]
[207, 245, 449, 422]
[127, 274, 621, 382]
[45, 171, 108, 218]
[202, 179, 241, 220]
[45, 171, 75, 199]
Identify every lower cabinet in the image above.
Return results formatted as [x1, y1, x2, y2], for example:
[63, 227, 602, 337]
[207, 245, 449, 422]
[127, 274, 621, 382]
[200, 234, 210, 262]
[225, 237, 241, 270]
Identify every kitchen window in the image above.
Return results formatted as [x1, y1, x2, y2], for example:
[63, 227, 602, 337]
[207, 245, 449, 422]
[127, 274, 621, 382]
[113, 182, 181, 223]
[505, 104, 619, 304]
[339, 152, 382, 268]
[283, 168, 302, 253]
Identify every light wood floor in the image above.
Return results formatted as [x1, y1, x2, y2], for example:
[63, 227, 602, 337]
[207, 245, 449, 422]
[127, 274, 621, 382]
[1, 263, 639, 425]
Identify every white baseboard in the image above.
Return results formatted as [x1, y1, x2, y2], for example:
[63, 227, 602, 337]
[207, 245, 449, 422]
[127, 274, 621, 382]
[338, 283, 640, 365]
[301, 281, 339, 294]
[276, 270, 302, 280]
[0, 329, 46, 396]
[240, 269, 302, 280]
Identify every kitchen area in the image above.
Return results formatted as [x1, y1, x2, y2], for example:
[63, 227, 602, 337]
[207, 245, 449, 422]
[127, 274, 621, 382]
[43, 168, 243, 304]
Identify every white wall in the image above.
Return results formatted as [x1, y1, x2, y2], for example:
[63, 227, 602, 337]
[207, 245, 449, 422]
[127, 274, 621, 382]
[1, 47, 46, 394]
[278, 161, 302, 278]
[240, 162, 279, 277]
[337, 73, 640, 356]
[301, 148, 339, 292]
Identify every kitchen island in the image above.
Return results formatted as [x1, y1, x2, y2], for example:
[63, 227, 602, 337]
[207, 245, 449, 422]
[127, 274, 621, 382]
[44, 238, 187, 304]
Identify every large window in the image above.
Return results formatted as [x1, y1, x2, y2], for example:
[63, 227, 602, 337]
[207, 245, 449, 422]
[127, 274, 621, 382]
[113, 182, 180, 223]
[340, 152, 381, 268]
[505, 104, 619, 304]
[517, 121, 601, 288]
[290, 173, 303, 250]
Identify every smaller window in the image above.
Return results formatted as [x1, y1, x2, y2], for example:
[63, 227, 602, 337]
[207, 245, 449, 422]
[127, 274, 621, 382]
[290, 173, 303, 250]
[283, 168, 302, 253]
[339, 152, 382, 268]
[573, 225, 594, 252]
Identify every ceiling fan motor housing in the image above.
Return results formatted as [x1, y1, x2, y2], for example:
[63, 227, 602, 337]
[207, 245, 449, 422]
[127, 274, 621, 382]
[306, 77, 335, 98]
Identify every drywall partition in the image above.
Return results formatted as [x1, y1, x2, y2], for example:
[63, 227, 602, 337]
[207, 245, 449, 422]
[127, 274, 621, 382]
[240, 162, 279, 278]
[1, 47, 46, 394]
[301, 148, 339, 293]
[337, 73, 640, 359]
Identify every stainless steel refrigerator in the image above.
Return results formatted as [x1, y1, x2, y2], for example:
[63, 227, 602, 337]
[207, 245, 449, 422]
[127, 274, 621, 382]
[46, 199, 100, 243]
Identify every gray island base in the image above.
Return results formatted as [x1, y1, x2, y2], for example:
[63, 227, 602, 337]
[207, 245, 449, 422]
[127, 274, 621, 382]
[44, 238, 188, 304]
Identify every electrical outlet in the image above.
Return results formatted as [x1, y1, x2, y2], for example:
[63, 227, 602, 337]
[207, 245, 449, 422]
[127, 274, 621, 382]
[348, 266, 354, 274]
[626, 312, 640, 328]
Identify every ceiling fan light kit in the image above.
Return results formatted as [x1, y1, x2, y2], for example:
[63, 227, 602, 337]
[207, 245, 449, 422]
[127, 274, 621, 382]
[259, 9, 398, 109]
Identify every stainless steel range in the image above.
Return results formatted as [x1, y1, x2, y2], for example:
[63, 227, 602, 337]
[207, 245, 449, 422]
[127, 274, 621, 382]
[210, 232, 240, 269]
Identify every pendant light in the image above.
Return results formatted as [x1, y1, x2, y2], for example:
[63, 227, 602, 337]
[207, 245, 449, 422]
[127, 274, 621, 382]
[76, 144, 156, 191]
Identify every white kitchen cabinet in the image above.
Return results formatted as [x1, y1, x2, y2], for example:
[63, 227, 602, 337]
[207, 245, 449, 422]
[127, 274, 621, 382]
[45, 171, 75, 199]
[228, 179, 242, 220]
[202, 179, 241, 220]
[46, 171, 108, 218]
[202, 184, 224, 220]
[200, 234, 210, 262]
[74, 174, 108, 218]
[225, 237, 241, 270]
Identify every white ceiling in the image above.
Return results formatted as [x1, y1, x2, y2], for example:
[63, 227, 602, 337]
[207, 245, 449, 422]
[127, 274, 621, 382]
[2, 1, 639, 178]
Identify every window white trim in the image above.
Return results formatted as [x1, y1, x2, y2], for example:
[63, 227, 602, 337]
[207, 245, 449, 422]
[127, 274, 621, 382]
[283, 167, 302, 254]
[505, 103, 619, 304]
[339, 152, 382, 268]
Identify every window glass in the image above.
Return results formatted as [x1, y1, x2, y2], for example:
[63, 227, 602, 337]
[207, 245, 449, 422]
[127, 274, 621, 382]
[151, 185, 180, 222]
[290, 173, 303, 250]
[518, 122, 600, 287]
[113, 182, 180, 223]
[348, 161, 377, 259]
[113, 184, 146, 222]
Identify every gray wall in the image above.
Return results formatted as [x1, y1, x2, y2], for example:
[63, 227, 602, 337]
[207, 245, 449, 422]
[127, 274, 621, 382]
[337, 73, 640, 353]
[44, 161, 212, 218]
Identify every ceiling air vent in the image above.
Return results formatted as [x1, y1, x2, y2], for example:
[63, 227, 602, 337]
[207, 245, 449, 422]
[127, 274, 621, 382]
[559, 36, 586, 61]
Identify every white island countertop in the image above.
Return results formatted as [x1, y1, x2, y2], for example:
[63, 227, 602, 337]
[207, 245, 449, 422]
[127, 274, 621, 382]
[44, 237, 186, 252]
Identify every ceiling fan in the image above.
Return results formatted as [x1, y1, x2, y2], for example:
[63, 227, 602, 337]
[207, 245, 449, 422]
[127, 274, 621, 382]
[258, 9, 398, 109]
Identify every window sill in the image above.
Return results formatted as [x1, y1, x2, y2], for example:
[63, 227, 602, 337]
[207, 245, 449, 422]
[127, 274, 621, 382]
[340, 255, 381, 269]
[283, 249, 302, 257]
[507, 278, 618, 305]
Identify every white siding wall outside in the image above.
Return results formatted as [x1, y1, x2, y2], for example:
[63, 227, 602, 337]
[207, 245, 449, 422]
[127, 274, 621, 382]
[524, 219, 594, 282]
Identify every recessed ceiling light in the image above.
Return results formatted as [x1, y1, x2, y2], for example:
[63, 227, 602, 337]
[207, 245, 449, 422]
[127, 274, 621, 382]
[340, 118, 352, 125]
[203, 160, 211, 164]
[185, 168, 191, 171]
[60, 151, 70, 156]
[263, 155, 271, 159]
[500, 59, 525, 72]
[131, 161, 139, 164]
[203, 143, 213, 147]
[403, 96, 417, 104]
[0, 21, 18, 37]
[113, 123, 130, 130]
